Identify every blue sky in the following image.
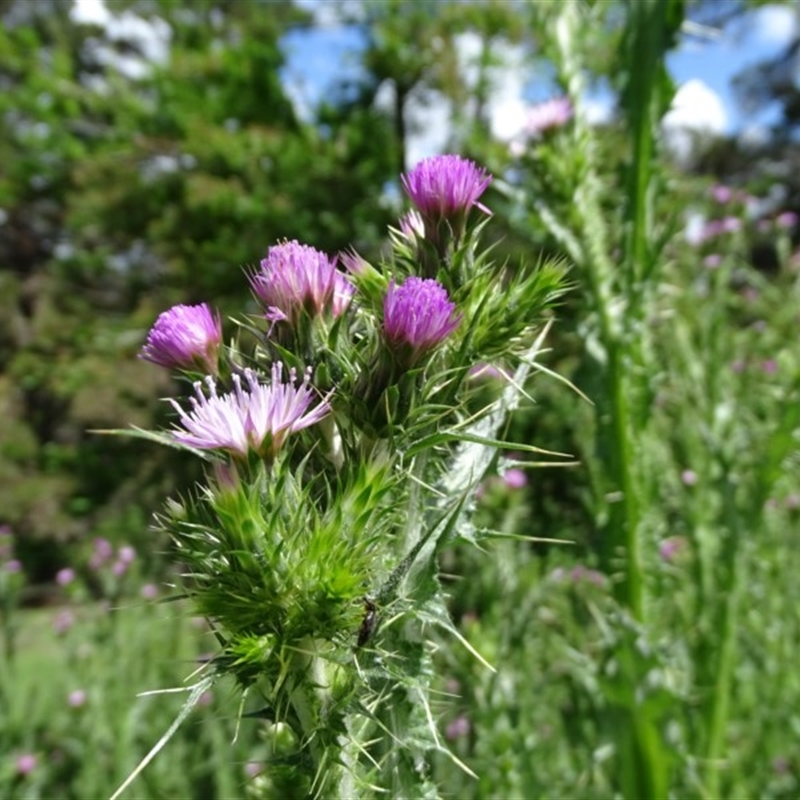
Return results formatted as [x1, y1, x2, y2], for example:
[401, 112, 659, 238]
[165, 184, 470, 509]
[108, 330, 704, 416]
[280, 2, 798, 159]
[70, 0, 797, 159]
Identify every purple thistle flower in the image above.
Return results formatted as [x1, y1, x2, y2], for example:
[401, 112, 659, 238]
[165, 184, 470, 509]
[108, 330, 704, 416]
[250, 240, 353, 325]
[502, 468, 528, 490]
[140, 303, 222, 373]
[141, 582, 159, 600]
[398, 209, 425, 241]
[170, 364, 331, 459]
[710, 184, 733, 204]
[445, 715, 471, 741]
[56, 567, 75, 586]
[15, 754, 37, 776]
[524, 96, 573, 136]
[383, 277, 461, 366]
[68, 689, 87, 708]
[401, 155, 492, 224]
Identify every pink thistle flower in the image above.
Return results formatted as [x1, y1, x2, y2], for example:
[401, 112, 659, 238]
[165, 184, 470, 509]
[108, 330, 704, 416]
[659, 536, 687, 563]
[56, 567, 75, 586]
[53, 609, 75, 635]
[245, 761, 263, 778]
[140, 303, 222, 373]
[681, 469, 698, 486]
[170, 364, 331, 459]
[111, 560, 128, 577]
[89, 537, 113, 570]
[525, 96, 573, 136]
[502, 468, 528, 490]
[383, 278, 461, 366]
[250, 240, 353, 325]
[118, 545, 136, 565]
[762, 359, 778, 375]
[68, 689, 87, 708]
[401, 154, 492, 224]
[398, 209, 425, 241]
[15, 753, 36, 776]
[710, 184, 733, 204]
[445, 715, 471, 741]
[140, 583, 159, 600]
[776, 211, 798, 229]
[5, 559, 22, 573]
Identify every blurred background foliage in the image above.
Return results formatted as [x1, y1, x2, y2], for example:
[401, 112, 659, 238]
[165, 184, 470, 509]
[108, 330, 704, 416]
[1, 0, 799, 797]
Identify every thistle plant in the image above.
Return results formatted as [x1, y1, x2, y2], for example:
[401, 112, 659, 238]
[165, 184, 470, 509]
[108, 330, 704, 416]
[111, 155, 567, 799]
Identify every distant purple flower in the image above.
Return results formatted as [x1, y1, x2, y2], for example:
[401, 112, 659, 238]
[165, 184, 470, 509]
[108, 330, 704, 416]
[772, 756, 790, 775]
[68, 689, 87, 708]
[53, 609, 75, 635]
[762, 359, 778, 375]
[445, 715, 471, 741]
[681, 469, 698, 486]
[401, 155, 492, 225]
[140, 303, 222, 373]
[730, 359, 746, 374]
[659, 536, 686, 563]
[118, 545, 136, 565]
[89, 537, 113, 570]
[56, 567, 75, 586]
[111, 560, 128, 577]
[250, 240, 353, 326]
[140, 583, 159, 600]
[569, 565, 606, 587]
[5, 559, 21, 573]
[197, 690, 214, 707]
[525, 96, 573, 136]
[245, 761, 263, 778]
[15, 753, 36, 776]
[703, 254, 722, 269]
[383, 278, 461, 366]
[503, 468, 528, 490]
[776, 211, 798, 229]
[170, 364, 331, 459]
[699, 216, 742, 242]
[710, 184, 733, 204]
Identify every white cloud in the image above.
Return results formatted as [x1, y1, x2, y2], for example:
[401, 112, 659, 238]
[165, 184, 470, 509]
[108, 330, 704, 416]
[402, 32, 530, 166]
[403, 84, 453, 168]
[663, 79, 727, 134]
[746, 4, 798, 49]
[70, 0, 111, 26]
[581, 94, 614, 125]
[662, 80, 728, 164]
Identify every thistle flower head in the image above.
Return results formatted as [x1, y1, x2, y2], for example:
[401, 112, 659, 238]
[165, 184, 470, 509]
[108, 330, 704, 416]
[383, 277, 461, 366]
[140, 303, 222, 373]
[524, 96, 573, 137]
[169, 363, 331, 459]
[250, 240, 353, 325]
[401, 155, 492, 224]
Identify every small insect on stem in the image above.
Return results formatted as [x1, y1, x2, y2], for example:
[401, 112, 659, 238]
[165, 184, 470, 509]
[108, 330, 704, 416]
[357, 597, 378, 648]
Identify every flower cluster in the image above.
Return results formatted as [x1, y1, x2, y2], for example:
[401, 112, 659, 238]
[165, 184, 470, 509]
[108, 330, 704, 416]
[128, 152, 564, 800]
[524, 96, 573, 137]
